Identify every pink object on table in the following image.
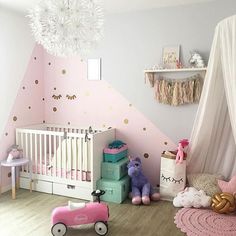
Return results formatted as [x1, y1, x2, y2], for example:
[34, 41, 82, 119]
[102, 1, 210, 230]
[174, 208, 236, 236]
[103, 144, 128, 154]
[218, 175, 236, 195]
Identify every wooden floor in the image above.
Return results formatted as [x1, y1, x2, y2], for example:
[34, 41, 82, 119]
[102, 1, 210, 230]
[0, 189, 185, 236]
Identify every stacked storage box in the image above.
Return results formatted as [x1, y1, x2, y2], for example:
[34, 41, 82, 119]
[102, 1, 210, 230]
[97, 142, 130, 203]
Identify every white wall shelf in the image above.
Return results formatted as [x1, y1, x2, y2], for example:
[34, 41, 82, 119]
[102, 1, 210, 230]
[144, 67, 207, 73]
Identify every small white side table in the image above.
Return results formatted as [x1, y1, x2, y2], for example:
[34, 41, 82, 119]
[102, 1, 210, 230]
[0, 158, 32, 199]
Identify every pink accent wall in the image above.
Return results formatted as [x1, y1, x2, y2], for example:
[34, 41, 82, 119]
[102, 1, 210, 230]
[0, 44, 176, 189]
[43, 51, 176, 186]
[0, 46, 44, 187]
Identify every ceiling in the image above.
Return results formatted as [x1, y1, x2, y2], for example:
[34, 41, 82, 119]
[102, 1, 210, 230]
[0, 0, 215, 14]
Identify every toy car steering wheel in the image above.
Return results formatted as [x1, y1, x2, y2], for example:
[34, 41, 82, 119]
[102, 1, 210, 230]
[91, 190, 105, 203]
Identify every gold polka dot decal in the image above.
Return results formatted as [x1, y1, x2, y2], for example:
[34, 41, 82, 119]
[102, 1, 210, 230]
[35, 80, 39, 84]
[5, 132, 8, 136]
[85, 92, 90, 96]
[103, 124, 106, 128]
[28, 106, 31, 109]
[34, 57, 37, 60]
[164, 142, 168, 145]
[13, 116, 17, 122]
[62, 69, 66, 75]
[68, 122, 71, 125]
[129, 104, 132, 107]
[22, 86, 25, 90]
[53, 107, 57, 112]
[124, 119, 129, 124]
[143, 128, 146, 131]
[54, 87, 57, 91]
[42, 98, 45, 101]
[43, 120, 45, 123]
[144, 153, 149, 159]
[48, 62, 51, 66]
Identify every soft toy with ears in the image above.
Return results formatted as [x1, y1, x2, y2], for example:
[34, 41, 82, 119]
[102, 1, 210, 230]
[127, 156, 160, 205]
[7, 145, 23, 163]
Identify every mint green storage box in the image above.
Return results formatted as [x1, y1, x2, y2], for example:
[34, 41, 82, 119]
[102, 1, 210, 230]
[97, 176, 130, 204]
[102, 158, 128, 180]
[103, 150, 128, 163]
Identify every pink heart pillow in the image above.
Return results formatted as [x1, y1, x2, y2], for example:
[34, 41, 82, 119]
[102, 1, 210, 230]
[218, 175, 236, 194]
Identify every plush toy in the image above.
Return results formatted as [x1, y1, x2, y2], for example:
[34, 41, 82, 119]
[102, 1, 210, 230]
[189, 51, 205, 68]
[173, 187, 211, 208]
[7, 145, 23, 163]
[175, 139, 189, 164]
[127, 156, 160, 205]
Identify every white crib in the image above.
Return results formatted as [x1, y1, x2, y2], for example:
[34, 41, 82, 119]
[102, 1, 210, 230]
[16, 124, 115, 201]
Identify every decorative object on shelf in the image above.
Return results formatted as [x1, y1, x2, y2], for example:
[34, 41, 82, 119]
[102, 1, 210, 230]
[211, 192, 236, 214]
[146, 74, 203, 106]
[28, 0, 104, 57]
[176, 60, 183, 69]
[189, 51, 205, 68]
[162, 45, 180, 69]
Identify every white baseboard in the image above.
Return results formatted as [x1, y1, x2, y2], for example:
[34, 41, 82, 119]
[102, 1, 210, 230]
[1, 185, 11, 193]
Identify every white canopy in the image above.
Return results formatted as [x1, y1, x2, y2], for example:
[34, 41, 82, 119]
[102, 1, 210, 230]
[187, 15, 236, 179]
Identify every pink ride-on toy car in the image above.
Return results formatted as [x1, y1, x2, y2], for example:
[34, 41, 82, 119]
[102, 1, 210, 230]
[51, 190, 109, 236]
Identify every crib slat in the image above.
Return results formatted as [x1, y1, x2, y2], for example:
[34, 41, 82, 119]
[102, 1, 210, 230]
[49, 134, 52, 177]
[73, 138, 77, 180]
[30, 133, 33, 170]
[39, 134, 42, 175]
[25, 133, 29, 172]
[35, 134, 38, 174]
[64, 137, 67, 179]
[44, 134, 47, 175]
[68, 137, 72, 180]
[53, 135, 57, 177]
[58, 136, 62, 178]
[79, 138, 83, 181]
[83, 139, 88, 175]
[87, 139, 91, 175]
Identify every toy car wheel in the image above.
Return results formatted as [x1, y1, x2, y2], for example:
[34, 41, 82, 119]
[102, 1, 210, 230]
[51, 222, 67, 236]
[94, 221, 108, 236]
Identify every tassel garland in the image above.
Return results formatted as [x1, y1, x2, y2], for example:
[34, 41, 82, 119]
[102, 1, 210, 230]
[146, 73, 203, 106]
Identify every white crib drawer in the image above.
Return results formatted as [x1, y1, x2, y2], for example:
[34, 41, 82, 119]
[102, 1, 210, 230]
[20, 177, 53, 194]
[53, 183, 92, 201]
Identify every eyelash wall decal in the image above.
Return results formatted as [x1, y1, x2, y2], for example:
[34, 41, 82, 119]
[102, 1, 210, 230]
[66, 95, 77, 100]
[52, 94, 62, 100]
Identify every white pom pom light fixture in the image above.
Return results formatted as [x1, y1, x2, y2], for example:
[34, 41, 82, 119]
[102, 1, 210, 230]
[28, 0, 104, 57]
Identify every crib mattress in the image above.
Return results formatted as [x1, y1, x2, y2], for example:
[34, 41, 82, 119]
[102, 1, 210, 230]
[30, 164, 91, 181]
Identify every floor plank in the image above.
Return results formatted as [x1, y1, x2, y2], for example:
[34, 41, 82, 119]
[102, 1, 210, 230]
[0, 189, 184, 236]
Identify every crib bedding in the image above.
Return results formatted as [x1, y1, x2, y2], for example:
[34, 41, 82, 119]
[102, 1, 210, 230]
[31, 163, 91, 181]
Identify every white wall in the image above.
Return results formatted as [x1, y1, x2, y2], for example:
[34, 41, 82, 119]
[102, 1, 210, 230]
[90, 0, 236, 143]
[0, 7, 34, 136]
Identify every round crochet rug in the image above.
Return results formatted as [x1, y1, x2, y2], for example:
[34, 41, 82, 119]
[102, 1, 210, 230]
[174, 208, 236, 236]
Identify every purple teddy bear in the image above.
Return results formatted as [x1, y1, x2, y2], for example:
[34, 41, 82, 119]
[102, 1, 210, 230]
[128, 156, 160, 205]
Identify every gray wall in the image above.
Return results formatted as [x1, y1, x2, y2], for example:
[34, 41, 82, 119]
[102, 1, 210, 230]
[90, 0, 236, 143]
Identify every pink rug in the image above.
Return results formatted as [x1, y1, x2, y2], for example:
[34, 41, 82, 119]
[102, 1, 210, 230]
[174, 208, 236, 236]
